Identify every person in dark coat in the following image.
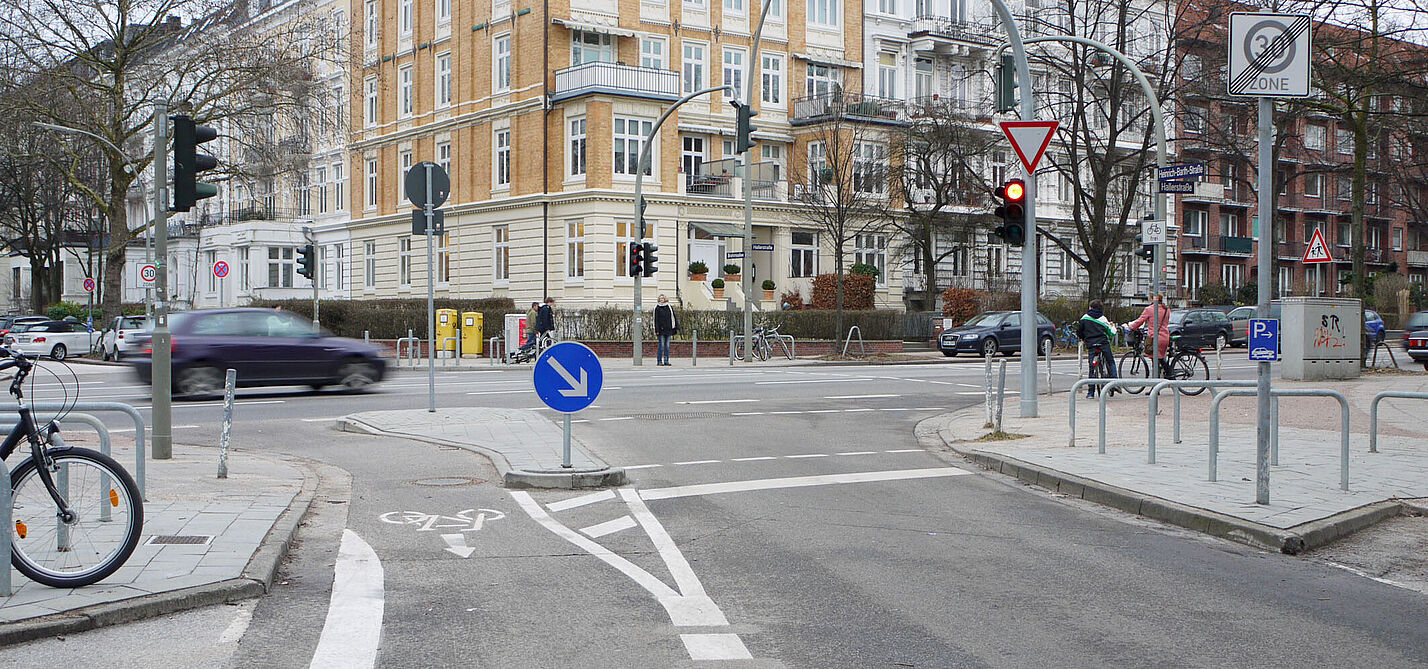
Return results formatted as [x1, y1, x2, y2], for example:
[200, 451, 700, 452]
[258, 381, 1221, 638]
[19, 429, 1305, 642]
[535, 297, 556, 340]
[653, 295, 678, 366]
[1075, 299, 1119, 398]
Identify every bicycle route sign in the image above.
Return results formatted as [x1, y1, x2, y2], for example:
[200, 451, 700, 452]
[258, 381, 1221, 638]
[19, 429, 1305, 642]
[533, 342, 603, 413]
[1228, 13, 1312, 97]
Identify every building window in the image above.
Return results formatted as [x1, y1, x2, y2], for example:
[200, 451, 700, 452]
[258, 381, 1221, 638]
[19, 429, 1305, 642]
[855, 233, 887, 285]
[398, 65, 413, 118]
[614, 117, 653, 176]
[333, 162, 345, 211]
[1367, 181, 1379, 205]
[1222, 263, 1244, 289]
[853, 142, 885, 194]
[364, 76, 379, 127]
[364, 0, 379, 48]
[878, 0, 897, 13]
[365, 158, 378, 209]
[1184, 261, 1206, 298]
[1338, 177, 1352, 201]
[724, 0, 744, 15]
[810, 0, 838, 26]
[1221, 212, 1240, 238]
[1304, 173, 1321, 198]
[1182, 209, 1206, 237]
[495, 129, 511, 186]
[399, 150, 413, 201]
[436, 234, 451, 284]
[723, 48, 745, 102]
[399, 0, 412, 35]
[1184, 106, 1206, 134]
[334, 244, 345, 290]
[877, 52, 897, 99]
[1337, 221, 1351, 247]
[615, 220, 655, 278]
[806, 63, 841, 98]
[914, 58, 933, 99]
[569, 118, 586, 176]
[571, 30, 614, 65]
[682, 41, 706, 94]
[682, 136, 706, 177]
[1393, 227, 1404, 251]
[436, 53, 452, 107]
[761, 143, 783, 182]
[365, 240, 377, 287]
[790, 231, 817, 278]
[761, 53, 783, 105]
[268, 247, 294, 288]
[641, 37, 666, 69]
[436, 0, 450, 24]
[1337, 127, 1352, 155]
[206, 251, 217, 293]
[437, 141, 452, 185]
[315, 166, 328, 214]
[566, 220, 585, 279]
[239, 247, 250, 290]
[399, 236, 412, 286]
[494, 36, 511, 92]
[1305, 124, 1324, 150]
[1277, 266, 1292, 298]
[808, 140, 827, 185]
[494, 225, 510, 283]
[316, 246, 327, 289]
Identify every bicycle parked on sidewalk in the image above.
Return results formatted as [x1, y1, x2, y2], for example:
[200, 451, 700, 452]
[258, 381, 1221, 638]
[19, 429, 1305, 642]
[2, 347, 142, 587]
[733, 323, 794, 362]
[1118, 328, 1210, 395]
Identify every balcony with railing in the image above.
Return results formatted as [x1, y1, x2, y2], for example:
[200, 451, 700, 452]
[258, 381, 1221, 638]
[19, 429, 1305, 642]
[1407, 249, 1428, 266]
[552, 61, 680, 103]
[1277, 241, 1305, 260]
[907, 14, 999, 49]
[792, 91, 909, 126]
[1181, 235, 1210, 253]
[683, 159, 786, 201]
[1216, 235, 1255, 255]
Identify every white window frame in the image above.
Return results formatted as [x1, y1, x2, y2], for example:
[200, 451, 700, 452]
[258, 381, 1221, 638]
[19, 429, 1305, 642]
[268, 247, 294, 288]
[854, 233, 888, 286]
[877, 52, 897, 99]
[913, 58, 933, 99]
[436, 53, 452, 107]
[790, 231, 818, 278]
[334, 244, 345, 290]
[1305, 124, 1324, 150]
[494, 128, 511, 187]
[1183, 209, 1206, 237]
[805, 62, 841, 98]
[723, 48, 745, 103]
[364, 75, 379, 127]
[761, 143, 783, 182]
[494, 225, 510, 284]
[315, 166, 328, 214]
[569, 117, 587, 177]
[436, 233, 451, 285]
[493, 35, 511, 93]
[436, 0, 450, 25]
[566, 219, 586, 281]
[333, 161, 345, 211]
[761, 53, 783, 106]
[810, 0, 838, 27]
[205, 250, 217, 293]
[724, 0, 745, 16]
[399, 150, 413, 202]
[365, 240, 377, 287]
[400, 0, 412, 36]
[239, 247, 250, 290]
[1337, 127, 1353, 155]
[398, 65, 414, 118]
[437, 141, 452, 197]
[682, 41, 706, 94]
[399, 236, 413, 287]
[571, 30, 614, 66]
[640, 36, 666, 70]
[1304, 173, 1321, 198]
[365, 158, 379, 209]
[614, 117, 654, 178]
[364, 0, 379, 49]
[853, 142, 886, 195]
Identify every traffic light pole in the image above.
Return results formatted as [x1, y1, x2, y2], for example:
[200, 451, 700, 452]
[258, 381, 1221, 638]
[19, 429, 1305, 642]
[425, 163, 435, 412]
[304, 228, 320, 328]
[152, 103, 173, 460]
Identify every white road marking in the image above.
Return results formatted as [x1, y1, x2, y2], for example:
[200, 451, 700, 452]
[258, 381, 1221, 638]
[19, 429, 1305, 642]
[785, 453, 829, 459]
[842, 408, 875, 412]
[673, 459, 722, 465]
[599, 416, 634, 422]
[878, 408, 910, 411]
[580, 515, 638, 538]
[884, 449, 922, 453]
[618, 490, 720, 619]
[676, 399, 760, 404]
[300, 417, 341, 422]
[681, 634, 754, 661]
[806, 409, 842, 414]
[837, 451, 877, 456]
[572, 419, 590, 423]
[909, 407, 946, 411]
[731, 456, 776, 462]
[824, 394, 901, 399]
[467, 389, 533, 395]
[309, 529, 384, 669]
[731, 411, 765, 416]
[134, 400, 285, 409]
[623, 463, 663, 470]
[755, 378, 873, 385]
[639, 467, 972, 501]
[546, 490, 616, 512]
[440, 533, 476, 558]
[217, 601, 255, 644]
[768, 410, 804, 415]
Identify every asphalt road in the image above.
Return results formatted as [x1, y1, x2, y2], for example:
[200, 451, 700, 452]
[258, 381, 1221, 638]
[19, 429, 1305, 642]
[2, 356, 1426, 667]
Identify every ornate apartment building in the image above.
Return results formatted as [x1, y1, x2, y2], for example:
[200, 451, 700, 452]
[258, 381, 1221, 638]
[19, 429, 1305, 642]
[344, 0, 907, 311]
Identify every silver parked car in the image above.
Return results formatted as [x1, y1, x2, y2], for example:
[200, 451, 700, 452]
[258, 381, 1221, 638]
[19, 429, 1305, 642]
[98, 315, 150, 361]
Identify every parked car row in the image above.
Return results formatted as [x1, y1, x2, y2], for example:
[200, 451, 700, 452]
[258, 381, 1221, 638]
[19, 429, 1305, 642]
[938, 311, 1056, 357]
[1224, 302, 1386, 348]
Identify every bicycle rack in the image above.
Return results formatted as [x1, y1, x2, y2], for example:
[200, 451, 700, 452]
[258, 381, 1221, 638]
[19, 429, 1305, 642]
[1368, 391, 1428, 453]
[396, 331, 420, 368]
[440, 336, 459, 365]
[1065, 378, 1164, 449]
[23, 402, 147, 498]
[1143, 380, 1257, 463]
[488, 336, 503, 365]
[1208, 388, 1350, 491]
[0, 455, 8, 595]
[842, 326, 865, 358]
[1369, 340, 1398, 368]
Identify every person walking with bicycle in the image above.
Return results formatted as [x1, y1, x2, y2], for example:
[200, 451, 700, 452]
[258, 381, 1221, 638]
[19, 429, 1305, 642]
[535, 297, 556, 348]
[653, 295, 678, 366]
[1076, 299, 1119, 398]
[1127, 293, 1171, 377]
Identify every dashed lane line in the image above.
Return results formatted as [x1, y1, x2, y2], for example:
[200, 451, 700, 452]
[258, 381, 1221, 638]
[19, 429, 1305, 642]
[676, 399, 761, 404]
[824, 394, 901, 400]
[627, 449, 925, 470]
[638, 467, 974, 501]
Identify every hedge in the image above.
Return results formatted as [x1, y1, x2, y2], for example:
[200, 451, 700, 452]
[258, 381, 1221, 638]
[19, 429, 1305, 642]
[247, 298, 518, 339]
[559, 306, 922, 341]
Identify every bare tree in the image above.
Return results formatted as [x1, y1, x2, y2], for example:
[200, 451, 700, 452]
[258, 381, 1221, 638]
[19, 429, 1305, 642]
[0, 0, 341, 316]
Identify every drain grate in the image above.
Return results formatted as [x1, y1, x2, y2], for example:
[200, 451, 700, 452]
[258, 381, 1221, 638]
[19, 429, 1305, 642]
[147, 535, 213, 546]
[628, 412, 725, 421]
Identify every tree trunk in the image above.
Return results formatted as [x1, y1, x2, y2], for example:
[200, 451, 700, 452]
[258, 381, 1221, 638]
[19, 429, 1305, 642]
[834, 254, 845, 344]
[921, 236, 938, 311]
[101, 178, 129, 318]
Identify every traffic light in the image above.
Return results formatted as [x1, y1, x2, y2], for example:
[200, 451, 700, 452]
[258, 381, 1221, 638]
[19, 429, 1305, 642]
[995, 53, 1017, 112]
[642, 241, 659, 277]
[629, 242, 644, 277]
[171, 115, 219, 212]
[733, 101, 758, 154]
[297, 243, 316, 279]
[992, 178, 1027, 246]
[1135, 235, 1154, 261]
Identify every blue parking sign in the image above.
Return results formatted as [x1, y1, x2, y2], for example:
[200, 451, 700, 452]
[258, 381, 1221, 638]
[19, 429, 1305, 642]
[1248, 318, 1279, 361]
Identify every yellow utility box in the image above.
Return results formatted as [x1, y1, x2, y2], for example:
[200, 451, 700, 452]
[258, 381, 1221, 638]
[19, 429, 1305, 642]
[436, 308, 458, 354]
[461, 312, 484, 356]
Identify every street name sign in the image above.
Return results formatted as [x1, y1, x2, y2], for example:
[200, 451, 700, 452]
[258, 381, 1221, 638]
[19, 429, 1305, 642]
[1303, 228, 1333, 263]
[1142, 218, 1167, 245]
[1249, 318, 1279, 361]
[1158, 163, 1206, 180]
[1000, 120, 1059, 173]
[751, 243, 774, 251]
[1228, 13, 1312, 97]
[726, 251, 745, 259]
[1159, 181, 1195, 194]
[533, 342, 604, 414]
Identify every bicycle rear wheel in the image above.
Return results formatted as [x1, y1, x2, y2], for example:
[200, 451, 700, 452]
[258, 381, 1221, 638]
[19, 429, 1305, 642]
[10, 447, 143, 588]
[1118, 351, 1149, 393]
[1170, 353, 1210, 395]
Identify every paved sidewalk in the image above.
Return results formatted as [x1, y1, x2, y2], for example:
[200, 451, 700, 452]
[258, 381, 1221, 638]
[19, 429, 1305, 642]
[339, 407, 625, 488]
[0, 440, 317, 645]
[927, 373, 1428, 553]
[387, 348, 1091, 370]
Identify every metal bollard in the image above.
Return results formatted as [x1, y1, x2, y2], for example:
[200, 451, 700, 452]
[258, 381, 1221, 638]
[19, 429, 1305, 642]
[692, 330, 698, 366]
[994, 360, 1008, 432]
[729, 329, 735, 366]
[218, 369, 236, 479]
[1044, 350, 1052, 395]
[55, 447, 69, 552]
[1215, 340, 1224, 380]
[364, 330, 370, 345]
[0, 454, 8, 596]
[984, 356, 995, 426]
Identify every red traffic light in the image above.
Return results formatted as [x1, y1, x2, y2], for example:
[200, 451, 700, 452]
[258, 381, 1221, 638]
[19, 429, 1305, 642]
[1003, 179, 1025, 202]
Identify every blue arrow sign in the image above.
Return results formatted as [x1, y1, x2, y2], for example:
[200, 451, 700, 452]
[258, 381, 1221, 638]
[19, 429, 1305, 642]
[533, 342, 603, 413]
[1249, 318, 1279, 361]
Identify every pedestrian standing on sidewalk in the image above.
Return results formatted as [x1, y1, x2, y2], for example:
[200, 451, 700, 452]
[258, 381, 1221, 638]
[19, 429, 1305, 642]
[1127, 293, 1171, 376]
[653, 295, 678, 366]
[536, 297, 556, 347]
[524, 301, 539, 347]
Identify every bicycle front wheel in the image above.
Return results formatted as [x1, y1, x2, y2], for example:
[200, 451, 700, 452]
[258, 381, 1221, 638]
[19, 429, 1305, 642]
[11, 447, 143, 588]
[1170, 353, 1210, 395]
[1118, 351, 1149, 393]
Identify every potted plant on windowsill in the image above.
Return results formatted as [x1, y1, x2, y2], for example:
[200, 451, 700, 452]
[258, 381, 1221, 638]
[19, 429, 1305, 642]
[688, 261, 709, 282]
[723, 263, 741, 283]
[761, 279, 776, 299]
[711, 278, 725, 299]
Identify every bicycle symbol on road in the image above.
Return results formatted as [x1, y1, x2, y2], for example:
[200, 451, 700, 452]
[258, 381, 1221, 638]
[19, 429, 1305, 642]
[379, 508, 505, 532]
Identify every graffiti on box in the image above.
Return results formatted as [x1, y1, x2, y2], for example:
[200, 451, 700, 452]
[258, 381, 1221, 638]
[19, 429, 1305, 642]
[1312, 313, 1347, 350]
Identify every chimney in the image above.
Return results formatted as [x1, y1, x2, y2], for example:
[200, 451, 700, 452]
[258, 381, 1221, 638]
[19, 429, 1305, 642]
[166, 15, 181, 31]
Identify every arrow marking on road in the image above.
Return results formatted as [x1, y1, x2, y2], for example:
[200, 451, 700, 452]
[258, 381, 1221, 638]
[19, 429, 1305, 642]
[440, 533, 476, 558]
[546, 357, 589, 397]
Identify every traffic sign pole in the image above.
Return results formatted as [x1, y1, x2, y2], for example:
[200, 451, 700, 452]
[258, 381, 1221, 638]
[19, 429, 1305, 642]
[533, 343, 604, 468]
[152, 102, 172, 461]
[1255, 96, 1274, 505]
[425, 163, 435, 413]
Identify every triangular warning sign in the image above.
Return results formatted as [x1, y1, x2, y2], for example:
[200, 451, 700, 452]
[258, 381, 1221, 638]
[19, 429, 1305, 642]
[1000, 121, 1060, 173]
[1303, 228, 1333, 263]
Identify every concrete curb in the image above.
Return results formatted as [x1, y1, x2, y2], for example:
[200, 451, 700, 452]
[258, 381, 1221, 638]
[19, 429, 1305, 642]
[336, 415, 625, 489]
[0, 452, 322, 647]
[925, 410, 1413, 555]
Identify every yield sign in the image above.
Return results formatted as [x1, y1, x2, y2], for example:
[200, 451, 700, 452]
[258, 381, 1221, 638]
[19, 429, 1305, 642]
[1303, 228, 1333, 263]
[1000, 120, 1060, 173]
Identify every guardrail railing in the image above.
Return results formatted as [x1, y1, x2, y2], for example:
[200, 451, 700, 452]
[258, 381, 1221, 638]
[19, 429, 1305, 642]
[1368, 391, 1428, 453]
[1145, 380, 1258, 462]
[1209, 388, 1349, 491]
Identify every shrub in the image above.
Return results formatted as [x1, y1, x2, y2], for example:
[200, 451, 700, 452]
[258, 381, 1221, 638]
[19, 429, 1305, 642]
[941, 288, 980, 323]
[850, 262, 880, 279]
[1234, 282, 1257, 306]
[687, 261, 708, 275]
[246, 297, 517, 339]
[722, 264, 741, 275]
[1197, 282, 1234, 306]
[46, 302, 100, 321]
[778, 289, 805, 310]
[810, 274, 875, 310]
[711, 278, 725, 288]
[761, 279, 776, 291]
[1374, 273, 1410, 323]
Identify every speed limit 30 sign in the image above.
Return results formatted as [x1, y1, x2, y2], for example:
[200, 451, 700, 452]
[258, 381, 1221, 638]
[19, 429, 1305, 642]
[1228, 13, 1312, 97]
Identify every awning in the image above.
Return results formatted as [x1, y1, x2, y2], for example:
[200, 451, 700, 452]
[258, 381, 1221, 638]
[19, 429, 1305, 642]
[692, 221, 749, 237]
[794, 52, 863, 70]
[552, 17, 636, 38]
